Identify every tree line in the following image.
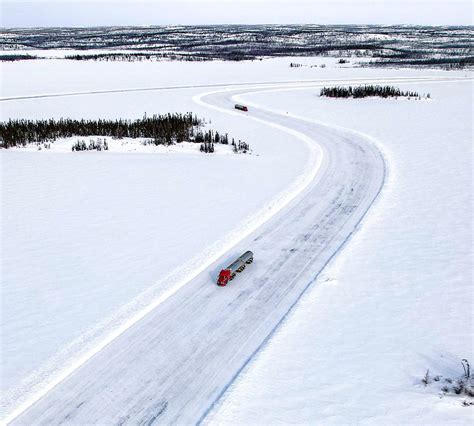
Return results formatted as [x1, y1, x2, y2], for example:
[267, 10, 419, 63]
[0, 113, 234, 148]
[65, 53, 209, 62]
[0, 54, 38, 62]
[320, 85, 422, 99]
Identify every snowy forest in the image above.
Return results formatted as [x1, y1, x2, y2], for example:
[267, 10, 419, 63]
[320, 85, 423, 98]
[0, 113, 235, 148]
[2, 25, 472, 69]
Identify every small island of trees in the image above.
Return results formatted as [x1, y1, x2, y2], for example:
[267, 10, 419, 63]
[0, 113, 250, 154]
[320, 85, 427, 99]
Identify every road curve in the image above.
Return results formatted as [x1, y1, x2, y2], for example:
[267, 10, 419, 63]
[11, 86, 385, 425]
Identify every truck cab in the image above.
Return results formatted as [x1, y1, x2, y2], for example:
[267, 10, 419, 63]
[217, 269, 231, 286]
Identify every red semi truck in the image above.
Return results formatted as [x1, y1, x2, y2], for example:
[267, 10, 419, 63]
[217, 251, 254, 286]
[235, 104, 248, 112]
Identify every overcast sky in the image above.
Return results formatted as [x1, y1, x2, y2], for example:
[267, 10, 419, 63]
[1, 0, 472, 27]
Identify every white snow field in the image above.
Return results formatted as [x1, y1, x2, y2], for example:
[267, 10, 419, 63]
[1, 56, 472, 424]
[6, 83, 386, 425]
[206, 81, 474, 424]
[1, 94, 314, 419]
[1, 57, 336, 420]
[8, 137, 238, 155]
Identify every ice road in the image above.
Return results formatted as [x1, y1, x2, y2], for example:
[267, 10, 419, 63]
[11, 85, 385, 425]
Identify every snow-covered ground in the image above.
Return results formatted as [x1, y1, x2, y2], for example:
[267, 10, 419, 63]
[1, 56, 472, 423]
[206, 79, 473, 424]
[1, 110, 311, 420]
[2, 56, 470, 101]
[10, 137, 238, 155]
[2, 58, 319, 419]
[7, 82, 386, 425]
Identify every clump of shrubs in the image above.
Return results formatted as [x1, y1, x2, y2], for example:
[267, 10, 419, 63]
[232, 138, 250, 154]
[200, 142, 215, 153]
[200, 136, 251, 155]
[422, 359, 474, 406]
[36, 142, 51, 150]
[194, 129, 229, 145]
[72, 138, 109, 152]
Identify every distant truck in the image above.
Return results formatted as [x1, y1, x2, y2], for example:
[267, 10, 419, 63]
[235, 104, 248, 112]
[217, 251, 254, 286]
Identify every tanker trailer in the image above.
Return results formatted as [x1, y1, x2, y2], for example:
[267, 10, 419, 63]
[217, 251, 254, 286]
